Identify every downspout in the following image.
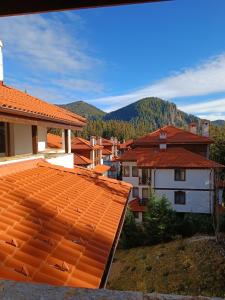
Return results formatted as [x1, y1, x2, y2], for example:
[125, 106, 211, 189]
[99, 189, 131, 289]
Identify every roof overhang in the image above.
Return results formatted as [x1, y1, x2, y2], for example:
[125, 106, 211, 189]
[0, 110, 83, 130]
[0, 0, 170, 17]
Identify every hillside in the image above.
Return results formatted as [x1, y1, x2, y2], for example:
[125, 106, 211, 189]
[104, 97, 200, 128]
[59, 100, 106, 119]
[212, 119, 225, 126]
[107, 237, 225, 297]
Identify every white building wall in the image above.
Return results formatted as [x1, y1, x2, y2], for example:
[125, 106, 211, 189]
[38, 126, 47, 152]
[154, 169, 212, 190]
[121, 162, 214, 214]
[155, 189, 212, 213]
[13, 124, 32, 155]
[46, 153, 74, 169]
[122, 162, 150, 201]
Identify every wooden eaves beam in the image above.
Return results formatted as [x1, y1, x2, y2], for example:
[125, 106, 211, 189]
[0, 0, 170, 17]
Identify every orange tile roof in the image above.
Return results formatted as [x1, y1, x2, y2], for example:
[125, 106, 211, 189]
[74, 154, 92, 165]
[120, 147, 224, 169]
[93, 164, 111, 175]
[102, 138, 113, 146]
[118, 139, 133, 149]
[133, 125, 213, 147]
[129, 198, 146, 212]
[102, 148, 112, 156]
[47, 133, 62, 149]
[0, 161, 131, 288]
[0, 84, 86, 128]
[71, 137, 102, 150]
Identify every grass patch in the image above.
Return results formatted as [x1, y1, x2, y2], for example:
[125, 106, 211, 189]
[107, 237, 225, 297]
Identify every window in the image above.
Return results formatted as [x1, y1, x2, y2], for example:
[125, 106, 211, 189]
[132, 166, 138, 177]
[174, 191, 186, 205]
[123, 166, 130, 177]
[133, 212, 139, 219]
[0, 122, 6, 155]
[132, 187, 139, 198]
[142, 188, 149, 201]
[139, 169, 151, 185]
[174, 169, 186, 181]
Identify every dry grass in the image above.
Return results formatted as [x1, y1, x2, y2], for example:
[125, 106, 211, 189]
[107, 237, 225, 297]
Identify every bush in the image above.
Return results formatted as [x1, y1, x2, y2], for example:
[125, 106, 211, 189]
[119, 192, 216, 249]
[143, 193, 179, 245]
[118, 207, 147, 249]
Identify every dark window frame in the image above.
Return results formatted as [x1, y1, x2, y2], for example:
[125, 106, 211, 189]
[174, 169, 186, 181]
[123, 166, 130, 177]
[132, 166, 138, 177]
[174, 191, 186, 205]
[132, 187, 139, 198]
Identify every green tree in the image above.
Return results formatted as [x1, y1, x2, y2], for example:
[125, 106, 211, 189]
[143, 192, 178, 244]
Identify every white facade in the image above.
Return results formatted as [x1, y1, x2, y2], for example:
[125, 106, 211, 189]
[46, 153, 74, 169]
[38, 127, 47, 152]
[13, 124, 33, 155]
[122, 161, 214, 214]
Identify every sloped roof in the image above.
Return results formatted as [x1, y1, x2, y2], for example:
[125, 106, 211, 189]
[93, 164, 111, 175]
[74, 154, 92, 165]
[47, 133, 62, 149]
[120, 147, 224, 169]
[0, 161, 131, 288]
[129, 198, 146, 212]
[0, 84, 86, 128]
[102, 148, 112, 156]
[71, 137, 102, 150]
[133, 125, 212, 147]
[118, 139, 133, 149]
[102, 138, 113, 146]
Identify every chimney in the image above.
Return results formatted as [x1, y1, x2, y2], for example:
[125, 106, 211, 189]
[90, 136, 96, 146]
[188, 123, 197, 135]
[202, 120, 210, 137]
[159, 129, 167, 140]
[0, 40, 3, 84]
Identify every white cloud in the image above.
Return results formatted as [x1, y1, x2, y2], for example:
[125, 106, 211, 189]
[89, 53, 225, 112]
[178, 98, 225, 121]
[0, 13, 100, 73]
[55, 79, 104, 93]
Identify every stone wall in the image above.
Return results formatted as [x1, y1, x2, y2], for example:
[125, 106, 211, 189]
[0, 280, 223, 300]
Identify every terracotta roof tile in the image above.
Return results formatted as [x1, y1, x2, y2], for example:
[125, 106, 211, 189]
[0, 84, 86, 127]
[47, 133, 62, 149]
[93, 165, 110, 175]
[102, 138, 113, 146]
[74, 154, 92, 165]
[71, 137, 102, 150]
[102, 148, 112, 155]
[120, 147, 224, 169]
[118, 139, 133, 149]
[0, 161, 131, 288]
[129, 198, 146, 212]
[133, 125, 213, 146]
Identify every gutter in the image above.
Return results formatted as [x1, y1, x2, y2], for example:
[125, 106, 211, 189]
[0, 106, 86, 128]
[0, 110, 84, 130]
[99, 189, 131, 289]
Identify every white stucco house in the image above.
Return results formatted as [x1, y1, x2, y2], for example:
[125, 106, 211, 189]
[120, 125, 224, 222]
[0, 43, 86, 169]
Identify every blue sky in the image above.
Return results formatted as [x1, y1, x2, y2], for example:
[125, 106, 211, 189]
[0, 0, 225, 120]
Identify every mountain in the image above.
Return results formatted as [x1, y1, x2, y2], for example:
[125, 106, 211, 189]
[59, 100, 106, 119]
[104, 97, 200, 128]
[212, 119, 225, 126]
